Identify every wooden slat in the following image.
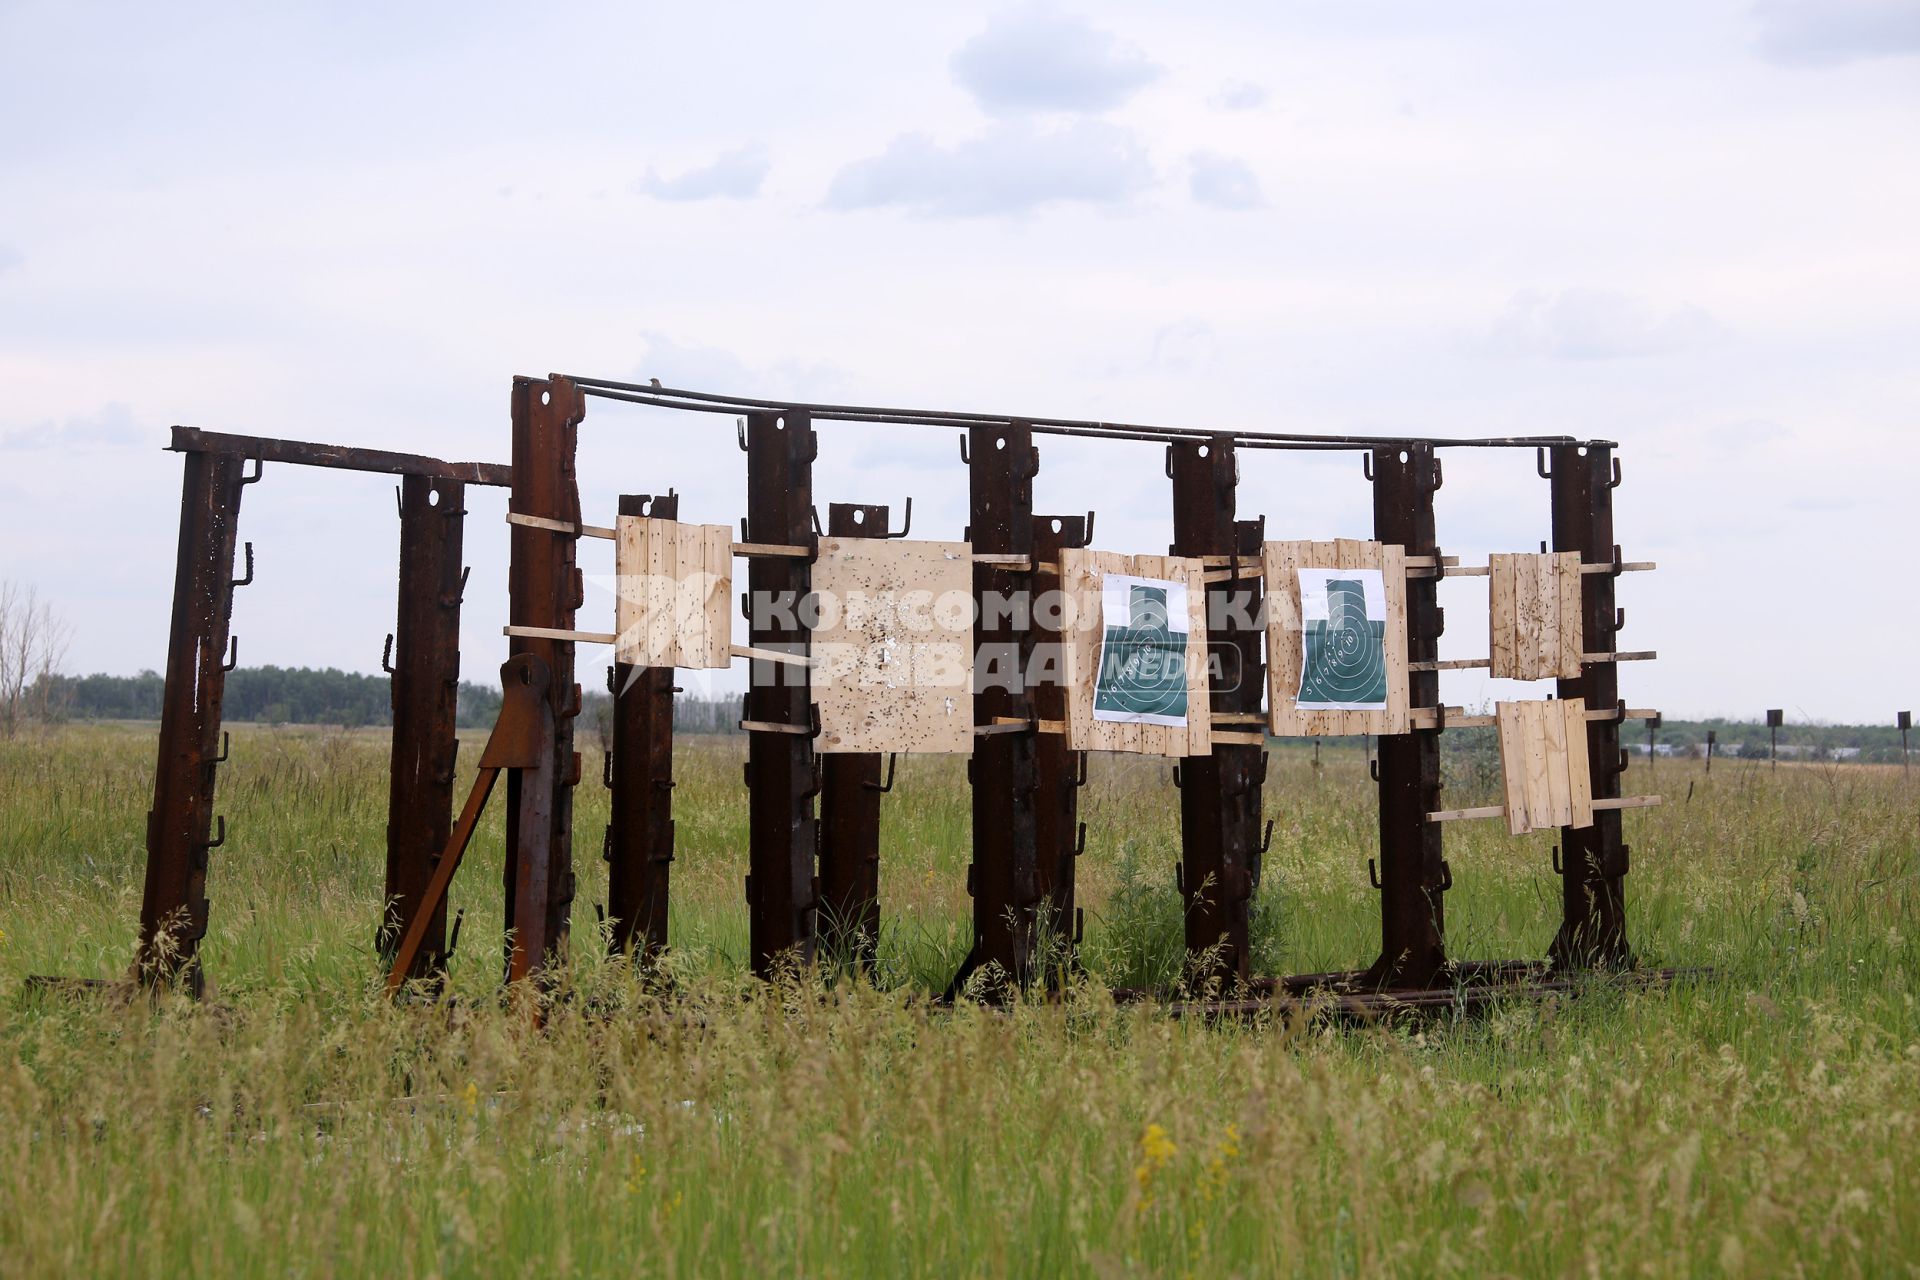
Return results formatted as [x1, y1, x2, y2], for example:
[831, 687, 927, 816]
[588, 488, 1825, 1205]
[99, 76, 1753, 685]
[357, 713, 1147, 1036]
[1555, 553, 1584, 678]
[1489, 554, 1517, 680]
[504, 624, 617, 645]
[1496, 701, 1529, 835]
[730, 643, 812, 668]
[1428, 805, 1505, 823]
[507, 511, 616, 540]
[1564, 696, 1594, 828]
[1592, 795, 1663, 812]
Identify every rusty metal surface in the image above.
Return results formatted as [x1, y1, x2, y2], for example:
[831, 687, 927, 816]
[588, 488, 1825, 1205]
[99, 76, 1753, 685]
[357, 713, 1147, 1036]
[380, 474, 466, 979]
[136, 449, 250, 990]
[816, 502, 889, 971]
[606, 492, 679, 961]
[1168, 436, 1263, 989]
[744, 409, 819, 974]
[1363, 443, 1449, 989]
[1549, 443, 1632, 967]
[1031, 512, 1089, 983]
[170, 426, 512, 487]
[504, 376, 585, 982]
[951, 422, 1041, 996]
[387, 656, 552, 992]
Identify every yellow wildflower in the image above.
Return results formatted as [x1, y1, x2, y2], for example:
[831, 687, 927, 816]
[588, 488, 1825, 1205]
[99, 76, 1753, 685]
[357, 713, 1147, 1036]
[461, 1082, 479, 1115]
[624, 1155, 647, 1197]
[1134, 1122, 1177, 1208]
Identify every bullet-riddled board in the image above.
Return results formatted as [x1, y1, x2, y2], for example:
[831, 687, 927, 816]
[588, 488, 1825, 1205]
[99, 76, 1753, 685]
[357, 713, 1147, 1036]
[1495, 697, 1593, 835]
[1263, 539, 1409, 736]
[1489, 552, 1583, 681]
[613, 516, 733, 669]
[811, 535, 974, 754]
[1058, 549, 1212, 757]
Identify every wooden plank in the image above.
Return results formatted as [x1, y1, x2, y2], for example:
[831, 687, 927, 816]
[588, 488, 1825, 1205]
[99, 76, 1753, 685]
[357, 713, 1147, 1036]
[1428, 805, 1505, 823]
[615, 516, 735, 670]
[1496, 701, 1529, 836]
[1592, 794, 1663, 812]
[1564, 696, 1594, 829]
[1263, 538, 1408, 737]
[1059, 548, 1211, 757]
[1489, 554, 1517, 681]
[810, 536, 974, 754]
[507, 511, 616, 540]
[1555, 552, 1584, 678]
[504, 624, 616, 645]
[1542, 695, 1572, 827]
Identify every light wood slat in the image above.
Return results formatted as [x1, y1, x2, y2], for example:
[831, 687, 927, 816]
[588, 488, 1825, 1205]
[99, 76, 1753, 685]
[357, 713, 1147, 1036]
[1581, 650, 1658, 662]
[1428, 805, 1506, 823]
[504, 625, 617, 645]
[730, 643, 811, 668]
[507, 511, 616, 539]
[1556, 553, 1584, 678]
[1496, 701, 1529, 835]
[1564, 696, 1594, 828]
[614, 517, 735, 669]
[1493, 696, 1599, 834]
[731, 541, 811, 559]
[1579, 561, 1657, 574]
[1542, 697, 1572, 827]
[1489, 554, 1517, 681]
[1592, 795, 1663, 812]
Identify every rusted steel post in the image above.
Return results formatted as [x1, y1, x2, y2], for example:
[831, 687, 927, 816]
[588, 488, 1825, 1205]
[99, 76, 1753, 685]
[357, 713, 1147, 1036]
[1030, 511, 1089, 981]
[381, 474, 467, 979]
[605, 492, 679, 961]
[952, 422, 1040, 995]
[1168, 436, 1263, 990]
[505, 375, 585, 982]
[1364, 443, 1448, 989]
[816, 502, 889, 971]
[136, 449, 251, 990]
[744, 409, 819, 975]
[1549, 442, 1632, 967]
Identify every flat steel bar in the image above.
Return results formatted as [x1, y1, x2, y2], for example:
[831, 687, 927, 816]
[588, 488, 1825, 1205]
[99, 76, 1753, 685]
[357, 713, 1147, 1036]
[566, 378, 1595, 450]
[1549, 443, 1633, 967]
[381, 474, 466, 979]
[135, 450, 247, 991]
[1363, 443, 1449, 989]
[170, 426, 511, 487]
[1169, 436, 1263, 990]
[816, 503, 889, 972]
[1030, 511, 1088, 983]
[950, 421, 1041, 996]
[606, 492, 679, 961]
[744, 409, 819, 974]
[503, 375, 586, 983]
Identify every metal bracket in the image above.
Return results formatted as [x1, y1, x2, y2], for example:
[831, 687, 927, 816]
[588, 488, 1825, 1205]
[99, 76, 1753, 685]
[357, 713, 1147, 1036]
[210, 730, 230, 765]
[1073, 751, 1089, 788]
[1437, 859, 1453, 892]
[736, 418, 748, 452]
[222, 636, 238, 672]
[882, 497, 913, 539]
[1258, 819, 1274, 855]
[1368, 757, 1380, 782]
[1432, 457, 1444, 492]
[1552, 845, 1563, 875]
[1362, 453, 1374, 481]
[1072, 821, 1087, 857]
[1171, 762, 1183, 790]
[441, 565, 471, 609]
[602, 750, 614, 789]
[1367, 858, 1381, 890]
[382, 634, 395, 675]
[1536, 447, 1552, 480]
[231, 542, 254, 589]
[200, 815, 226, 850]
[1610, 457, 1622, 489]
[240, 456, 263, 485]
[861, 753, 898, 794]
[958, 434, 969, 464]
[1614, 606, 1626, 633]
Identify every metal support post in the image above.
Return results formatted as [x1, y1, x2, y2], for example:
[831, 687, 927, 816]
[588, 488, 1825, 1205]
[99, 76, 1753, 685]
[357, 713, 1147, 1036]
[1364, 443, 1448, 989]
[381, 473, 466, 979]
[1548, 442, 1632, 968]
[1031, 511, 1091, 982]
[504, 375, 585, 983]
[136, 449, 252, 990]
[816, 502, 890, 971]
[606, 492, 679, 961]
[744, 410, 819, 975]
[1169, 436, 1263, 990]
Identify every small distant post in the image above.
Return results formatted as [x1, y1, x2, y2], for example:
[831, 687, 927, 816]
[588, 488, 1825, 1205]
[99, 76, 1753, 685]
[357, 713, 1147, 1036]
[1705, 729, 1716, 774]
[1899, 711, 1911, 775]
[1767, 709, 1784, 771]
[1646, 712, 1662, 776]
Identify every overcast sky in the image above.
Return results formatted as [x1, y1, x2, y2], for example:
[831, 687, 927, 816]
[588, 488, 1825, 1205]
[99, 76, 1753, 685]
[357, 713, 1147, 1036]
[2, 1, 1916, 722]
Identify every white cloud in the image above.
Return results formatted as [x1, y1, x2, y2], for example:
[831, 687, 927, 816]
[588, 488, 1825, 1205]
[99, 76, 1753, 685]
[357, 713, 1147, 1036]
[0, 403, 149, 453]
[638, 143, 771, 201]
[950, 7, 1161, 115]
[1751, 0, 1920, 66]
[825, 120, 1152, 217]
[1491, 289, 1724, 360]
[1188, 153, 1264, 210]
[1213, 80, 1268, 111]
[0, 244, 21, 274]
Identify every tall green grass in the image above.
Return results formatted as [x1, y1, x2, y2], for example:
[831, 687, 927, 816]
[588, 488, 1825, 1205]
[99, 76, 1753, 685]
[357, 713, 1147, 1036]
[1, 724, 1915, 1276]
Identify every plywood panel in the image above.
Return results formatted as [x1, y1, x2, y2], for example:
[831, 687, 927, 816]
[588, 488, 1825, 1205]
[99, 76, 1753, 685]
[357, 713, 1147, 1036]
[1495, 697, 1595, 834]
[1059, 548, 1213, 758]
[1264, 539, 1409, 737]
[614, 516, 732, 669]
[811, 536, 974, 754]
[1488, 551, 1584, 681]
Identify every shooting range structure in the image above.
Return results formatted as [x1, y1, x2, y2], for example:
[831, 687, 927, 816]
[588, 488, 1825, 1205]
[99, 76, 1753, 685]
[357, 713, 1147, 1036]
[69, 376, 1670, 1012]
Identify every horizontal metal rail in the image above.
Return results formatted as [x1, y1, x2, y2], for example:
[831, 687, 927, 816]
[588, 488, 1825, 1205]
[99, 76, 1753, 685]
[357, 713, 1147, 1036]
[565, 376, 1604, 452]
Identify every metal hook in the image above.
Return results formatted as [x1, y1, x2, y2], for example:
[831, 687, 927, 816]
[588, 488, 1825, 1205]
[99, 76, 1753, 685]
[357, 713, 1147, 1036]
[1551, 845, 1563, 876]
[862, 754, 898, 794]
[810, 506, 823, 538]
[958, 434, 970, 464]
[240, 456, 263, 485]
[1616, 747, 1630, 776]
[1431, 457, 1444, 492]
[1438, 859, 1453, 893]
[1610, 457, 1622, 489]
[1079, 510, 1096, 547]
[1258, 819, 1274, 855]
[1073, 751, 1089, 788]
[1614, 606, 1626, 633]
[445, 908, 464, 961]
[736, 418, 748, 452]
[603, 750, 614, 789]
[441, 565, 471, 609]
[1367, 858, 1381, 890]
[382, 634, 395, 675]
[395, 484, 403, 519]
[231, 542, 254, 589]
[1171, 762, 1183, 790]
[1164, 444, 1175, 479]
[222, 636, 238, 672]
[1362, 453, 1374, 482]
[1072, 821, 1087, 857]
[201, 815, 226, 850]
[1611, 543, 1625, 578]
[1368, 758, 1380, 782]
[1536, 447, 1552, 480]
[882, 497, 914, 539]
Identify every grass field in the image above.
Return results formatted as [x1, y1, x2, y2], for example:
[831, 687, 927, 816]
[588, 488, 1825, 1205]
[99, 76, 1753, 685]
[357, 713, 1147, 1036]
[1, 722, 1916, 1276]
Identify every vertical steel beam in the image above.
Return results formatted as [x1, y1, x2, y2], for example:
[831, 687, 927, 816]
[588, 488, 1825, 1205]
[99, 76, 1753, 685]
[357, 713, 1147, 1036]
[954, 422, 1040, 994]
[504, 375, 585, 983]
[382, 474, 466, 980]
[1168, 437, 1263, 989]
[136, 449, 249, 990]
[606, 492, 679, 961]
[744, 409, 819, 975]
[1030, 511, 1089, 982]
[1364, 443, 1448, 989]
[1549, 443, 1632, 967]
[816, 502, 889, 971]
